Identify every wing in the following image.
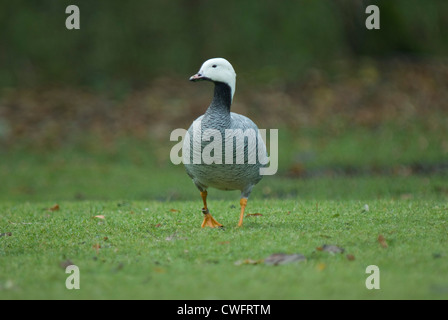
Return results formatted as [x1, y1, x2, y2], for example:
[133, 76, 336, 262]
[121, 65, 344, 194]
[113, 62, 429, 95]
[228, 112, 268, 167]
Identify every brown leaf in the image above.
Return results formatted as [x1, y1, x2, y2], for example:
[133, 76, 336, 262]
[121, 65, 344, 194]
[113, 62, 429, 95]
[94, 215, 105, 220]
[246, 213, 263, 217]
[378, 234, 388, 248]
[92, 243, 101, 254]
[154, 223, 162, 227]
[234, 259, 264, 266]
[170, 209, 180, 212]
[287, 163, 306, 178]
[49, 204, 60, 211]
[264, 253, 306, 266]
[346, 254, 356, 261]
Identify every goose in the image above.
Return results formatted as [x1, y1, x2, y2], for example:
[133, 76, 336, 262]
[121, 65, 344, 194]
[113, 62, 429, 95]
[183, 58, 267, 228]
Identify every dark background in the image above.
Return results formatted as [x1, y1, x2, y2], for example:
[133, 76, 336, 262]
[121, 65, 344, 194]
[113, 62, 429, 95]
[1, 1, 447, 88]
[0, 0, 447, 201]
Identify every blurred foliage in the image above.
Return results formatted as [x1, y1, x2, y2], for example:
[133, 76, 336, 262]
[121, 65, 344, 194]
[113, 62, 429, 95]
[1, 59, 447, 172]
[0, 0, 447, 88]
[0, 0, 447, 173]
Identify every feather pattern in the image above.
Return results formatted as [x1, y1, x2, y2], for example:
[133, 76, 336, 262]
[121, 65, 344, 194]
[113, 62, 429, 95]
[183, 80, 267, 198]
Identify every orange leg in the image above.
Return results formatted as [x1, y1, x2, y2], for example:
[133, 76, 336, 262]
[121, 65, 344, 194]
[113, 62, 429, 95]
[200, 191, 208, 210]
[238, 198, 248, 227]
[200, 191, 223, 228]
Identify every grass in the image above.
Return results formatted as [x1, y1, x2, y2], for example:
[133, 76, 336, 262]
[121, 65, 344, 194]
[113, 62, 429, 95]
[0, 198, 447, 299]
[1, 122, 447, 300]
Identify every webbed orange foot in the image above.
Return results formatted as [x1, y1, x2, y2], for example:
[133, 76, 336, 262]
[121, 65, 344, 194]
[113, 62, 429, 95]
[201, 208, 223, 228]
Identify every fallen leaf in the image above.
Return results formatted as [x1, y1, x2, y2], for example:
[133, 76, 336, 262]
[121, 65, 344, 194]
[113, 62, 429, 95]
[234, 259, 263, 266]
[287, 163, 305, 178]
[170, 209, 180, 212]
[103, 237, 109, 241]
[49, 204, 60, 211]
[316, 263, 326, 271]
[94, 215, 105, 220]
[378, 234, 388, 248]
[218, 241, 230, 245]
[92, 243, 101, 254]
[246, 213, 263, 217]
[154, 223, 162, 227]
[264, 253, 306, 266]
[346, 254, 356, 261]
[317, 244, 345, 254]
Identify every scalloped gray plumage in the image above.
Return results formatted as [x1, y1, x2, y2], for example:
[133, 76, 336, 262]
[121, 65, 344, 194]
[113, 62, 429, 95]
[182, 58, 267, 227]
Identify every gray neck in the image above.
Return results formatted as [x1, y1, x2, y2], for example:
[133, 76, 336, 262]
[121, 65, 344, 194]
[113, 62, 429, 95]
[206, 82, 232, 115]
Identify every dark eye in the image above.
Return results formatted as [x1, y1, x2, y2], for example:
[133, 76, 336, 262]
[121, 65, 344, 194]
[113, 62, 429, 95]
[212, 64, 217, 68]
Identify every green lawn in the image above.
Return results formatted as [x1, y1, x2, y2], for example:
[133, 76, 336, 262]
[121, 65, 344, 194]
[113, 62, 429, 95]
[1, 124, 447, 299]
[0, 197, 447, 299]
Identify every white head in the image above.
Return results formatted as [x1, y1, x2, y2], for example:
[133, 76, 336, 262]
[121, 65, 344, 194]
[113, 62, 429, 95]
[190, 58, 237, 101]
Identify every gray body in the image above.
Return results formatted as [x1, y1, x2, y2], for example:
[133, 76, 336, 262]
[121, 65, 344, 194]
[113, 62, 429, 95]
[183, 82, 266, 198]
